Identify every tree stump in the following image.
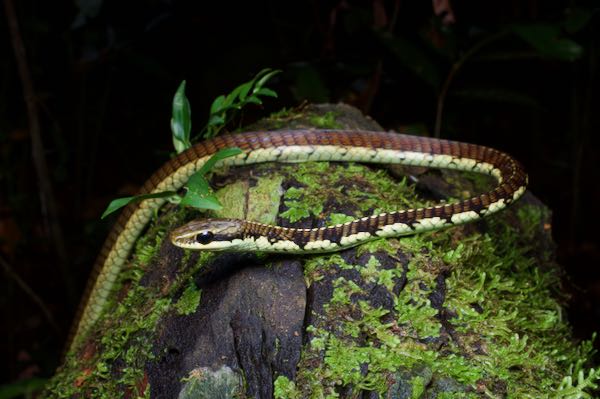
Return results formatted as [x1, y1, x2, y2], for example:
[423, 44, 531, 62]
[45, 104, 599, 398]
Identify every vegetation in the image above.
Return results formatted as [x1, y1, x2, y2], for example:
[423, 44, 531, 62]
[271, 161, 600, 398]
[1, 1, 598, 397]
[101, 69, 279, 219]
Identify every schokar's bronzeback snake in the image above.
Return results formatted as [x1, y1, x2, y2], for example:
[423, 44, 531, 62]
[66, 129, 527, 353]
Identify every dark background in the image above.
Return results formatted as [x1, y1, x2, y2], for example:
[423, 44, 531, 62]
[1, 0, 598, 392]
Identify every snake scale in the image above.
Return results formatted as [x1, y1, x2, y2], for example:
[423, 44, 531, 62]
[67, 129, 527, 353]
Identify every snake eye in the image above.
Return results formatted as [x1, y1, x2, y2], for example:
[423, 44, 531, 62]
[195, 231, 214, 245]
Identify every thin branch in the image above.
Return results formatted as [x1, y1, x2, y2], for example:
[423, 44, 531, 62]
[434, 30, 508, 137]
[0, 255, 61, 335]
[361, 0, 401, 114]
[3, 0, 71, 297]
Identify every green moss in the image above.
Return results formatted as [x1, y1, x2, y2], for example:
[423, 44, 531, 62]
[308, 111, 342, 129]
[129, 207, 180, 270]
[263, 107, 301, 129]
[280, 186, 324, 223]
[395, 292, 441, 339]
[303, 253, 352, 286]
[274, 376, 302, 399]
[410, 375, 427, 399]
[135, 231, 165, 265]
[247, 175, 285, 224]
[516, 204, 549, 250]
[175, 280, 202, 316]
[439, 169, 495, 201]
[437, 391, 478, 399]
[555, 358, 600, 399]
[359, 255, 382, 284]
[211, 174, 285, 224]
[327, 212, 355, 226]
[257, 108, 342, 131]
[47, 283, 172, 398]
[279, 162, 425, 225]
[356, 237, 400, 257]
[435, 215, 598, 398]
[269, 107, 295, 120]
[211, 180, 250, 219]
[276, 160, 599, 397]
[44, 208, 212, 398]
[295, 258, 478, 394]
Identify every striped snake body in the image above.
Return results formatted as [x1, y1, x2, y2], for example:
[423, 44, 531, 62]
[68, 129, 527, 352]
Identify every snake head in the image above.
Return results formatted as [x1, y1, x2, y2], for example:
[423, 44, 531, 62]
[169, 218, 247, 251]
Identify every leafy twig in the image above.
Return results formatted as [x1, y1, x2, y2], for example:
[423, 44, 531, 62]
[202, 68, 280, 139]
[103, 69, 279, 218]
[100, 148, 242, 218]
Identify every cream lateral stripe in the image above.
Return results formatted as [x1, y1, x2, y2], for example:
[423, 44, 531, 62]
[67, 129, 527, 354]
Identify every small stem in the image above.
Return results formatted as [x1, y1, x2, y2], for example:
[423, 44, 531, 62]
[362, 0, 400, 114]
[434, 30, 508, 137]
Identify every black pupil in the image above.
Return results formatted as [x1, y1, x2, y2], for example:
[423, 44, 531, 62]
[196, 231, 214, 245]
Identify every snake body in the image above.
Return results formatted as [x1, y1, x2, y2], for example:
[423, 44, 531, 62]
[67, 129, 527, 352]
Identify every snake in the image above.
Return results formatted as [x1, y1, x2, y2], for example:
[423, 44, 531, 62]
[66, 129, 527, 353]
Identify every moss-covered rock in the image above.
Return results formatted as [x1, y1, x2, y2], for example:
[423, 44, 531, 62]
[44, 104, 599, 398]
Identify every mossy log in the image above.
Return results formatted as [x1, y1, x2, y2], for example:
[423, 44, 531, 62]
[45, 104, 599, 398]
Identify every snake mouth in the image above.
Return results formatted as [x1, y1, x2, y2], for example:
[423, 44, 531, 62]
[168, 226, 198, 248]
[168, 234, 196, 248]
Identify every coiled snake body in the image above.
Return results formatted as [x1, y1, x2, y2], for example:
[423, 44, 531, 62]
[67, 130, 527, 352]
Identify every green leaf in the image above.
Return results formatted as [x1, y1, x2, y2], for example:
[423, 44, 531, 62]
[254, 87, 278, 98]
[180, 193, 223, 210]
[202, 68, 280, 140]
[197, 147, 243, 176]
[171, 80, 192, 153]
[254, 68, 281, 90]
[186, 171, 212, 193]
[101, 191, 178, 219]
[511, 23, 583, 61]
[221, 83, 247, 109]
[245, 96, 263, 105]
[207, 114, 225, 127]
[209, 95, 226, 115]
[252, 67, 272, 82]
[179, 147, 243, 210]
[180, 173, 220, 209]
[237, 81, 255, 101]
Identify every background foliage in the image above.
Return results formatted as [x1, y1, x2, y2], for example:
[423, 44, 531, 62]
[0, 0, 598, 393]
